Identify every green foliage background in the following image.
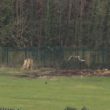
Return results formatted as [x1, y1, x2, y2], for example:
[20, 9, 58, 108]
[0, 0, 110, 48]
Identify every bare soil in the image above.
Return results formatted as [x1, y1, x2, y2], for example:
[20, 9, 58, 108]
[16, 69, 110, 78]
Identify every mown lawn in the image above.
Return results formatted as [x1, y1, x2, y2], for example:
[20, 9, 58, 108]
[0, 68, 110, 110]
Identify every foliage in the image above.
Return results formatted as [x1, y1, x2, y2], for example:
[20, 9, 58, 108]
[64, 106, 89, 110]
[0, 0, 110, 48]
[64, 106, 77, 110]
[81, 106, 89, 110]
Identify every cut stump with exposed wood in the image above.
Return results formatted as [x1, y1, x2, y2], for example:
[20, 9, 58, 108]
[22, 58, 33, 70]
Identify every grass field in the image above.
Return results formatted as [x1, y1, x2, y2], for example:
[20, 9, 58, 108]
[0, 68, 110, 110]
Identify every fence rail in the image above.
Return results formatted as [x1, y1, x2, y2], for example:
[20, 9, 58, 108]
[0, 47, 110, 69]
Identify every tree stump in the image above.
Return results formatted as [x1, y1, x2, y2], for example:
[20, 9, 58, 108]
[22, 58, 33, 70]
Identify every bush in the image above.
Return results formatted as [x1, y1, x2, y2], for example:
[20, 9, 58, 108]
[64, 106, 89, 110]
[64, 106, 77, 110]
[81, 106, 89, 110]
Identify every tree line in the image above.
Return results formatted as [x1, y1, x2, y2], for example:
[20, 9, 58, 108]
[0, 0, 110, 49]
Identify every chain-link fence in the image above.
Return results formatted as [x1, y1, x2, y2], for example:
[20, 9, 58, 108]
[0, 47, 110, 69]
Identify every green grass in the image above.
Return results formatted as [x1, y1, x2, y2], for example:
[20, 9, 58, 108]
[0, 68, 110, 110]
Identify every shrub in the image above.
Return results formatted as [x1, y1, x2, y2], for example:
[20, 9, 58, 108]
[81, 106, 89, 110]
[64, 106, 77, 110]
[64, 106, 89, 110]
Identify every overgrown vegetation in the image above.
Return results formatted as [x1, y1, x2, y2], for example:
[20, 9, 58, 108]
[0, 0, 110, 48]
[64, 106, 89, 110]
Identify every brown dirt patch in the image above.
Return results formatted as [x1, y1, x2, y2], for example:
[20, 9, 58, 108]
[15, 68, 110, 79]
